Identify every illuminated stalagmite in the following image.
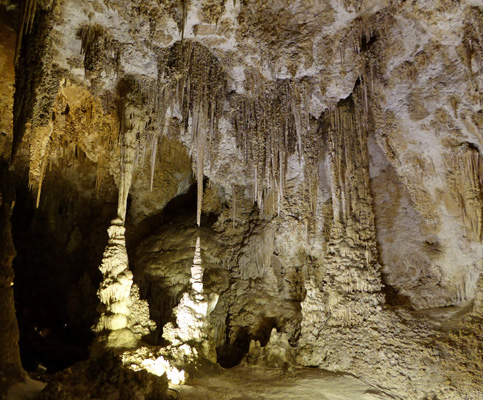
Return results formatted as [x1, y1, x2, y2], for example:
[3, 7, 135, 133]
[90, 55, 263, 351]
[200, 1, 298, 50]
[1, 0, 483, 399]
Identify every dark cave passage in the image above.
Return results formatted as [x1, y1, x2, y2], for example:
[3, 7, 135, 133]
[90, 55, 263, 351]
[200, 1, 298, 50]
[10, 174, 113, 373]
[217, 317, 279, 368]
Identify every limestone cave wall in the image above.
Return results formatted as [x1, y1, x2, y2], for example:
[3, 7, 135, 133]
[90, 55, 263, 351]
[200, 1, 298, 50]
[1, 0, 483, 399]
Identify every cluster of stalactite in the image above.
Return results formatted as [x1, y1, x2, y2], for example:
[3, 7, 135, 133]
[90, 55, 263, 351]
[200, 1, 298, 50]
[154, 41, 227, 225]
[301, 19, 385, 333]
[126, 42, 319, 224]
[300, 86, 383, 331]
[21, 80, 119, 209]
[321, 92, 383, 326]
[12, 0, 59, 171]
[449, 143, 483, 243]
[231, 73, 312, 215]
[304, 15, 387, 327]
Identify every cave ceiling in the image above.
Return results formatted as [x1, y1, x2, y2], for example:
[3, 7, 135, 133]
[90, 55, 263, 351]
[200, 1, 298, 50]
[1, 0, 483, 399]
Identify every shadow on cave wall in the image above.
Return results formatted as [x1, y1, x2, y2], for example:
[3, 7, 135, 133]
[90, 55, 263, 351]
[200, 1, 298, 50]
[380, 276, 413, 308]
[11, 169, 115, 372]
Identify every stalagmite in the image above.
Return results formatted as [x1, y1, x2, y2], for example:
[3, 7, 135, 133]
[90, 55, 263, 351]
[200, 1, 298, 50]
[162, 236, 218, 362]
[93, 218, 156, 351]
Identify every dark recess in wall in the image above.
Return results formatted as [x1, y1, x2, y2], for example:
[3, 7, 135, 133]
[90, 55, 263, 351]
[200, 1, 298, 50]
[216, 317, 278, 368]
[10, 172, 113, 372]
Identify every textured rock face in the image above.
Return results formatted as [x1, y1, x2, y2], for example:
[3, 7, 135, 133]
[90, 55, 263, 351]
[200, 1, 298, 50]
[12, 0, 481, 312]
[0, 4, 27, 397]
[0, 163, 26, 396]
[1, 0, 483, 398]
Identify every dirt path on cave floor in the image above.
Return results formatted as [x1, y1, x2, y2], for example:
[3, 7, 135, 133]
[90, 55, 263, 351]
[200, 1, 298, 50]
[174, 366, 393, 400]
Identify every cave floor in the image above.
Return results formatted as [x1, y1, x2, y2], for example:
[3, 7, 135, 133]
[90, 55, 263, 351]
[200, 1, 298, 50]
[175, 366, 392, 400]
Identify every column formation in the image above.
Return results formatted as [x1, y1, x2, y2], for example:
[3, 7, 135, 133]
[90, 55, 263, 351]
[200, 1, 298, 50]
[302, 94, 383, 341]
[93, 94, 154, 352]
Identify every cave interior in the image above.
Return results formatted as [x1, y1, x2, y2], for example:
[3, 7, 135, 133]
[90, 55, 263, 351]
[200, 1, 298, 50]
[1, 0, 483, 399]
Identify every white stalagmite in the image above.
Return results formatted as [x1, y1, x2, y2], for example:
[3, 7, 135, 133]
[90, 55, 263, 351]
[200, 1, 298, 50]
[94, 219, 138, 350]
[190, 237, 203, 293]
[162, 236, 218, 362]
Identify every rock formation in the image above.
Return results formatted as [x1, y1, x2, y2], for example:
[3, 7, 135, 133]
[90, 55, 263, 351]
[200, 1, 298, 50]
[1, 0, 483, 399]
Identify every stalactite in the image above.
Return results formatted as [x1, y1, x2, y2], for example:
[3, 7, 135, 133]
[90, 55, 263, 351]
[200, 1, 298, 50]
[28, 119, 54, 208]
[35, 157, 45, 208]
[232, 74, 311, 214]
[196, 116, 205, 226]
[117, 78, 149, 222]
[149, 135, 158, 192]
[156, 41, 226, 225]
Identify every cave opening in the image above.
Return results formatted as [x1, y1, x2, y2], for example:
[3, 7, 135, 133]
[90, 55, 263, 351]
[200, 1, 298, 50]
[216, 317, 279, 368]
